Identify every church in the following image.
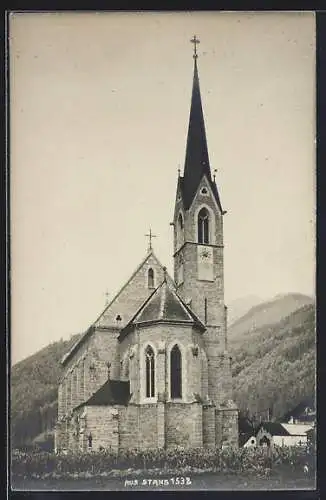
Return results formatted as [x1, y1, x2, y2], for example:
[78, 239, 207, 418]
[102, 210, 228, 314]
[55, 37, 239, 453]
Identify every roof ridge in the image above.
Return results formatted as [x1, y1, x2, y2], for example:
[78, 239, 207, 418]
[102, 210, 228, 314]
[159, 281, 167, 319]
[129, 280, 164, 325]
[173, 287, 206, 328]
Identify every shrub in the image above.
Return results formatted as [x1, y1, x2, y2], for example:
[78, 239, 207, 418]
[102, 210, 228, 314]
[11, 445, 316, 480]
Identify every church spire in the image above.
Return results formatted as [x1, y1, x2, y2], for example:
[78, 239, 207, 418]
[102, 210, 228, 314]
[181, 36, 222, 211]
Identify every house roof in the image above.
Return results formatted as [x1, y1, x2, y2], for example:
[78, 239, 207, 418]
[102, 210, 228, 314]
[79, 380, 131, 407]
[239, 433, 255, 447]
[119, 276, 205, 340]
[258, 422, 290, 436]
[180, 55, 222, 212]
[281, 423, 313, 436]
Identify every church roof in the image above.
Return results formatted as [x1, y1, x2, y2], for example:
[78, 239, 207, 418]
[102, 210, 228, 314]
[180, 54, 223, 212]
[119, 276, 205, 340]
[81, 380, 131, 407]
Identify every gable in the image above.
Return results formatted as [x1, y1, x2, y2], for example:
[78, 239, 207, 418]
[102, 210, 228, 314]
[189, 174, 223, 214]
[95, 252, 174, 329]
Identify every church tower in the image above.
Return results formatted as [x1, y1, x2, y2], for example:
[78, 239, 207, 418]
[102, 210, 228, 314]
[173, 36, 231, 407]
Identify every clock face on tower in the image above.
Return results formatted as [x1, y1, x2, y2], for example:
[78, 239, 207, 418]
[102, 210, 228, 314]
[197, 246, 214, 281]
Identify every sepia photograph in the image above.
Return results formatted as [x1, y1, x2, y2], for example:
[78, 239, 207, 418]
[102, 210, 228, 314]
[9, 10, 316, 491]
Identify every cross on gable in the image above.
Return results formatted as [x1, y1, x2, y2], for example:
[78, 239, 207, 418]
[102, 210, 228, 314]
[145, 228, 157, 251]
[190, 35, 200, 59]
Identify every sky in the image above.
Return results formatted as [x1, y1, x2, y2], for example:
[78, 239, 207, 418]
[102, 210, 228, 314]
[9, 11, 316, 364]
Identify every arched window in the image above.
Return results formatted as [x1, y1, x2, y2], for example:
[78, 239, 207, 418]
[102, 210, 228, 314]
[148, 268, 154, 288]
[198, 208, 209, 244]
[170, 345, 182, 398]
[177, 213, 184, 248]
[178, 213, 184, 231]
[145, 346, 155, 398]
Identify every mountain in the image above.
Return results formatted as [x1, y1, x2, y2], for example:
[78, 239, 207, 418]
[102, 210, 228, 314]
[227, 295, 262, 326]
[228, 293, 314, 339]
[230, 302, 316, 421]
[11, 334, 81, 449]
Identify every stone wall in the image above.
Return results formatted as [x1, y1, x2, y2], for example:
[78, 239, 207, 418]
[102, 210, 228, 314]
[139, 405, 158, 449]
[203, 404, 216, 448]
[165, 402, 202, 448]
[58, 328, 120, 418]
[80, 406, 120, 452]
[219, 408, 239, 448]
[119, 404, 158, 450]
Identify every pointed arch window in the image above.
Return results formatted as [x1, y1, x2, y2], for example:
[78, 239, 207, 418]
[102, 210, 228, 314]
[177, 212, 184, 248]
[170, 345, 182, 398]
[148, 268, 155, 289]
[198, 207, 209, 244]
[178, 213, 184, 230]
[145, 346, 155, 398]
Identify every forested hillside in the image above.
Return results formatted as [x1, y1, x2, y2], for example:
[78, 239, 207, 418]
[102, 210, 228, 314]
[11, 334, 81, 448]
[230, 303, 315, 420]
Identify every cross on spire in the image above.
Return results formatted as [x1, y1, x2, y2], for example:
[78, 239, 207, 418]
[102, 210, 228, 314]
[190, 35, 200, 59]
[145, 228, 157, 251]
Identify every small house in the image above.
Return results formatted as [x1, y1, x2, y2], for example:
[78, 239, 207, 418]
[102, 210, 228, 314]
[239, 433, 256, 448]
[255, 422, 313, 448]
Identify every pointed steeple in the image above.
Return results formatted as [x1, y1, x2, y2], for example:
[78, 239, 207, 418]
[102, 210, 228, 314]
[181, 36, 223, 211]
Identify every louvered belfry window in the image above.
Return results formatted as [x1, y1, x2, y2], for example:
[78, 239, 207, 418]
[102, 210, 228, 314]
[198, 207, 209, 244]
[145, 346, 155, 398]
[170, 345, 182, 398]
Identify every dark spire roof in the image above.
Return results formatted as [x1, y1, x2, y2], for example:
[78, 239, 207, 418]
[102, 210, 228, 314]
[181, 52, 223, 212]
